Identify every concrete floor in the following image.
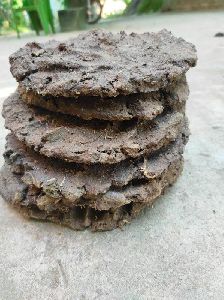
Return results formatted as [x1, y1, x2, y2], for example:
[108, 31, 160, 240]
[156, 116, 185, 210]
[0, 11, 224, 300]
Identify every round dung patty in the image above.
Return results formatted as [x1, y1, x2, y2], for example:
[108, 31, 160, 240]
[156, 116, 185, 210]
[4, 133, 187, 210]
[10, 29, 197, 98]
[0, 155, 183, 231]
[18, 76, 188, 121]
[3, 92, 185, 164]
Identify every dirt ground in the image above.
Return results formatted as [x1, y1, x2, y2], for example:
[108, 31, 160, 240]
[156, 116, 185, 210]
[0, 11, 224, 300]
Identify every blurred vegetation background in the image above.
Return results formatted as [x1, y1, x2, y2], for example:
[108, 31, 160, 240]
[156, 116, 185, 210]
[1, 0, 224, 35]
[0, 0, 165, 34]
[0, 0, 28, 34]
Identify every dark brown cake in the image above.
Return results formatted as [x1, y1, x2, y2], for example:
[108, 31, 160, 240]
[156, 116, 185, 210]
[0, 29, 197, 231]
[0, 157, 183, 231]
[3, 91, 185, 164]
[18, 76, 188, 121]
[4, 133, 187, 208]
[10, 29, 197, 97]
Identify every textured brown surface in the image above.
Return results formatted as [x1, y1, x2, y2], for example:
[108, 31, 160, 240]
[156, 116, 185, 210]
[3, 91, 185, 164]
[4, 133, 187, 209]
[9, 29, 197, 98]
[18, 76, 188, 121]
[0, 155, 183, 231]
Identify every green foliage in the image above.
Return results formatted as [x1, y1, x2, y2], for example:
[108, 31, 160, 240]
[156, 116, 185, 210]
[0, 0, 28, 34]
[123, 0, 132, 5]
[12, 0, 23, 9]
[12, 0, 27, 29]
[137, 0, 164, 13]
[0, 0, 9, 27]
[0, 0, 12, 33]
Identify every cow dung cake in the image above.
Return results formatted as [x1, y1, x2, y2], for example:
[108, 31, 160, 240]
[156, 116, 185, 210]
[0, 29, 197, 231]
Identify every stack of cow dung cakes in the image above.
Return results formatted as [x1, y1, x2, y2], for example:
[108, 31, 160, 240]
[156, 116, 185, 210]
[0, 29, 197, 231]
